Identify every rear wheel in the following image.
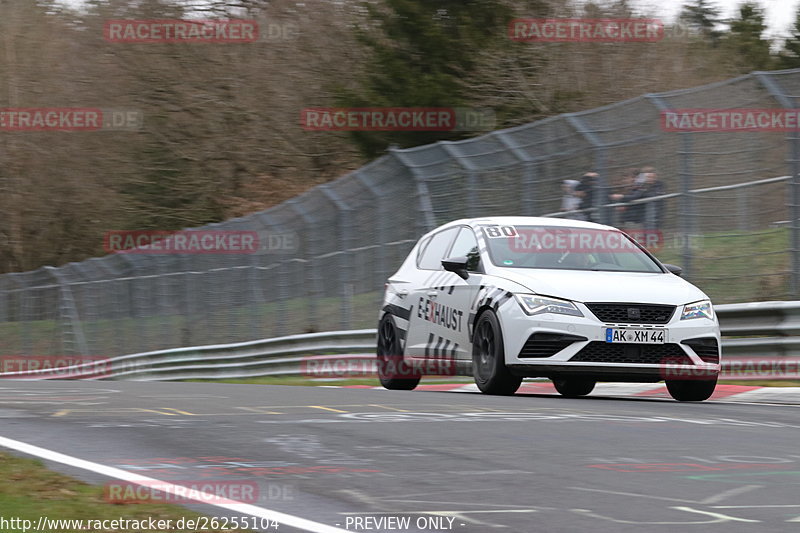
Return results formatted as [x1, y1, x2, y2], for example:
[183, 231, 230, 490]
[666, 378, 717, 402]
[377, 314, 420, 391]
[472, 311, 522, 395]
[552, 378, 596, 398]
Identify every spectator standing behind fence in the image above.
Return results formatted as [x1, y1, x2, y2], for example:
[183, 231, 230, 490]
[612, 168, 639, 225]
[560, 179, 585, 220]
[610, 167, 665, 228]
[575, 172, 598, 222]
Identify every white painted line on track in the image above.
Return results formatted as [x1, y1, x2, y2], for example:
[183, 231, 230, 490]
[0, 435, 347, 533]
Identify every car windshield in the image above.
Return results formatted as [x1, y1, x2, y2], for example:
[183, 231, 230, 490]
[481, 225, 664, 273]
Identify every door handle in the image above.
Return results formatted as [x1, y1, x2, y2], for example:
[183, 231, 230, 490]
[426, 290, 439, 298]
[396, 289, 409, 297]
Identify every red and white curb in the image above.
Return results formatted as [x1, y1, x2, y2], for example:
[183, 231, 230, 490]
[343, 383, 800, 404]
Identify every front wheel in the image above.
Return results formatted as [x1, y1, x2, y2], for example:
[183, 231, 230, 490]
[472, 311, 521, 395]
[377, 314, 420, 391]
[552, 378, 596, 398]
[666, 377, 717, 402]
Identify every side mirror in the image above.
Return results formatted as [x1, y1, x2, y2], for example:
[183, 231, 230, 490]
[442, 256, 470, 280]
[664, 264, 683, 277]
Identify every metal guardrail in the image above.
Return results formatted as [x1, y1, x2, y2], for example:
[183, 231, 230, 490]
[2, 302, 800, 381]
[716, 302, 800, 363]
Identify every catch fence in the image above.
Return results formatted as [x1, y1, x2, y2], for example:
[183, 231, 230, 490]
[2, 69, 800, 357]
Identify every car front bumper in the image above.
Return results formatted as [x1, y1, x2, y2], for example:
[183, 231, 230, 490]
[500, 300, 721, 380]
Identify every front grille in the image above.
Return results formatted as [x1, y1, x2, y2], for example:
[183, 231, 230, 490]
[570, 341, 691, 364]
[682, 338, 720, 363]
[585, 303, 676, 324]
[518, 333, 587, 358]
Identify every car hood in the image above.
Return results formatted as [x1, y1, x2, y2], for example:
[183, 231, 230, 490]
[490, 268, 707, 305]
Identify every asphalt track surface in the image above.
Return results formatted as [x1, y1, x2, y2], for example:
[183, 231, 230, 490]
[2, 381, 800, 532]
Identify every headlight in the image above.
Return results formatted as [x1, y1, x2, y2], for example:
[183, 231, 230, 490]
[515, 294, 583, 317]
[681, 300, 713, 320]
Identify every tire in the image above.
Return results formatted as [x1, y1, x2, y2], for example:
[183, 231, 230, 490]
[472, 311, 522, 395]
[552, 378, 596, 398]
[666, 377, 717, 402]
[376, 314, 420, 391]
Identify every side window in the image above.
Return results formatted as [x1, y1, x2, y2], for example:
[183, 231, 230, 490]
[415, 236, 432, 267]
[448, 227, 481, 271]
[417, 227, 459, 270]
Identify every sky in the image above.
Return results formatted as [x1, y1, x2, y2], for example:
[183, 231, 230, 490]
[632, 0, 800, 40]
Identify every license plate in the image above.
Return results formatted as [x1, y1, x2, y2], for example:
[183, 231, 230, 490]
[605, 327, 666, 344]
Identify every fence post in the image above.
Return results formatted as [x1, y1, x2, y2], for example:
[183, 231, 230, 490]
[45, 266, 89, 357]
[646, 94, 693, 277]
[391, 149, 437, 233]
[791, 132, 800, 298]
[493, 131, 538, 216]
[737, 187, 749, 231]
[254, 213, 289, 338]
[288, 200, 319, 332]
[439, 142, 479, 215]
[564, 114, 609, 224]
[320, 185, 354, 330]
[755, 72, 800, 298]
[354, 170, 390, 294]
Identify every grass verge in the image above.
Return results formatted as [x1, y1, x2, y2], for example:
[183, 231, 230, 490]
[0, 452, 254, 532]
[719, 380, 800, 387]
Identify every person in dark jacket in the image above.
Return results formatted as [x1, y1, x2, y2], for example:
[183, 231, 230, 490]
[610, 167, 665, 228]
[574, 172, 598, 222]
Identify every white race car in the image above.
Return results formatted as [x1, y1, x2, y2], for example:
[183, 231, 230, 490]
[377, 216, 720, 401]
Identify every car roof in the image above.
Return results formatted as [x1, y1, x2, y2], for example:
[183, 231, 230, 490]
[433, 216, 616, 233]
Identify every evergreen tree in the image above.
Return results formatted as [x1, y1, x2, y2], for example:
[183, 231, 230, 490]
[341, 0, 512, 158]
[679, 0, 723, 41]
[779, 6, 800, 69]
[724, 2, 774, 71]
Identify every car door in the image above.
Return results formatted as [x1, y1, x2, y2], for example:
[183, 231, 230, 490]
[438, 226, 484, 360]
[405, 227, 459, 358]
[407, 226, 482, 361]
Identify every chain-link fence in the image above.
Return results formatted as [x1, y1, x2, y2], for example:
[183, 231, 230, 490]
[2, 68, 800, 358]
